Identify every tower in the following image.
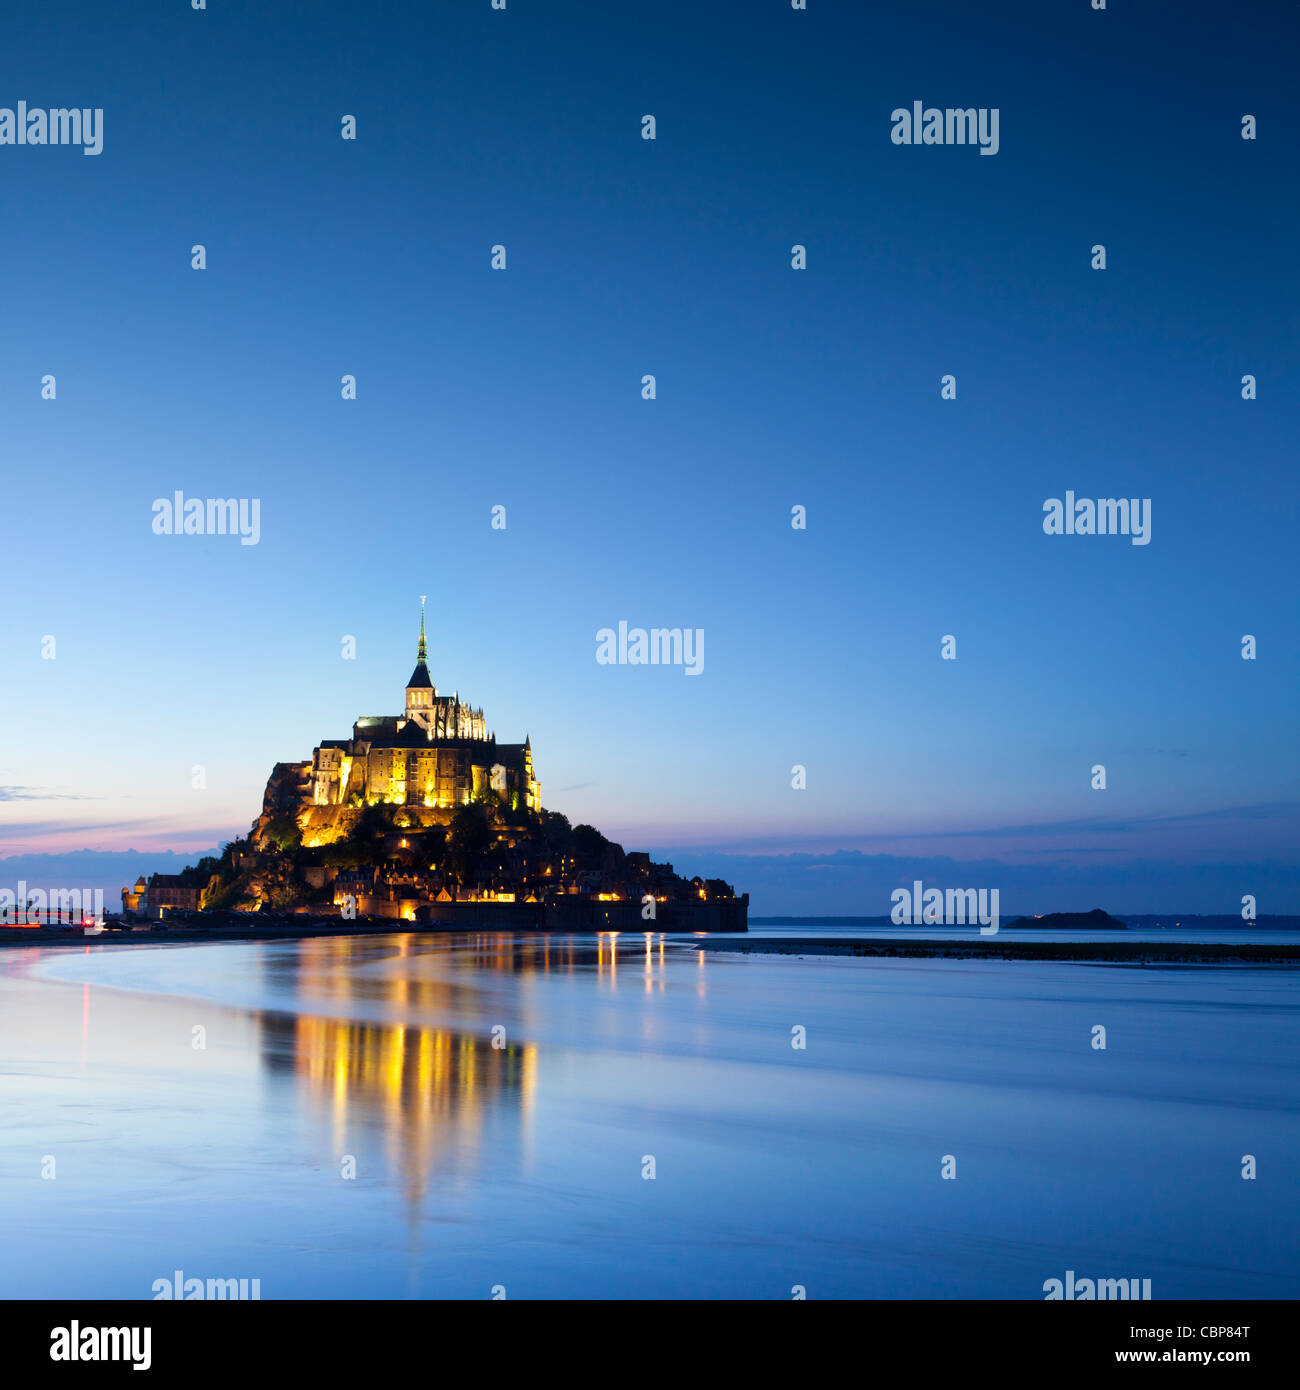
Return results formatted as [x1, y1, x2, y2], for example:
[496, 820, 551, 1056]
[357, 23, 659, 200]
[405, 595, 436, 728]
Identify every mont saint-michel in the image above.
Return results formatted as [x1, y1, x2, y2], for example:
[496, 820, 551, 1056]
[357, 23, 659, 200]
[119, 601, 747, 934]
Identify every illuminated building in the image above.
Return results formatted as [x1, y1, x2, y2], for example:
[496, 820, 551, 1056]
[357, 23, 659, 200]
[268, 598, 541, 827]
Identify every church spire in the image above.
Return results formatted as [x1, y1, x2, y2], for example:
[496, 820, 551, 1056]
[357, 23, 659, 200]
[406, 596, 434, 695]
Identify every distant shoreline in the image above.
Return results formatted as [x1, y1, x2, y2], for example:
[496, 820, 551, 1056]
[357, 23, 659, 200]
[750, 914, 1300, 930]
[0, 915, 745, 951]
[697, 937, 1300, 965]
[0, 920, 509, 950]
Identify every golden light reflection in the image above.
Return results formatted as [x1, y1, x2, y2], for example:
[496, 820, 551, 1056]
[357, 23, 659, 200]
[596, 931, 620, 987]
[257, 932, 668, 1215]
[284, 1011, 537, 1212]
[633, 932, 666, 994]
[260, 937, 544, 1215]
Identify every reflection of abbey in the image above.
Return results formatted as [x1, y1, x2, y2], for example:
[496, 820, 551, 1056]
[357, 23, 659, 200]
[271, 600, 540, 833]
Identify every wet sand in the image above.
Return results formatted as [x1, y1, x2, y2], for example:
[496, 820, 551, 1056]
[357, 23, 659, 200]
[695, 936, 1300, 964]
[0, 920, 424, 949]
[7, 925, 1299, 965]
[5, 931, 1299, 1297]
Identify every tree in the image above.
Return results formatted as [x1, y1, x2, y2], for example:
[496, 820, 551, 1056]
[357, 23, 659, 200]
[571, 823, 608, 869]
[263, 813, 301, 853]
[540, 810, 572, 858]
[448, 803, 491, 859]
[349, 801, 394, 849]
[201, 875, 242, 912]
[323, 841, 366, 870]
[445, 803, 492, 891]
[250, 855, 298, 910]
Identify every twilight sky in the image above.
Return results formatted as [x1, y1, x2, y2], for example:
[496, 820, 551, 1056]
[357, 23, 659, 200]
[1, 0, 1296, 913]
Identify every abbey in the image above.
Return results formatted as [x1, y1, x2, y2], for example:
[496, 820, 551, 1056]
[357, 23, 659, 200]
[303, 599, 540, 817]
[123, 597, 746, 928]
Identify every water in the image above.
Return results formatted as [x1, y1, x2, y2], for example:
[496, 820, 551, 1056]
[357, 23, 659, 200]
[1, 931, 1296, 1299]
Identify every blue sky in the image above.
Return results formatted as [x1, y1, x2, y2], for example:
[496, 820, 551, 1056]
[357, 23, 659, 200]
[1, 0, 1296, 912]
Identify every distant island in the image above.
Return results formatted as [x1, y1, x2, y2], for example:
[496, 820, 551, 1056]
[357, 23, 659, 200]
[1003, 909, 1127, 930]
[119, 601, 747, 934]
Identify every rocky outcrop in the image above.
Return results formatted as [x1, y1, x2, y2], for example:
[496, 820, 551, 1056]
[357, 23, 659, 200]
[1004, 908, 1127, 930]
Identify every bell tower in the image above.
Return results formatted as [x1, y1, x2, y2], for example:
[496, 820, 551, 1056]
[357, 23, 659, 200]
[405, 595, 436, 728]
